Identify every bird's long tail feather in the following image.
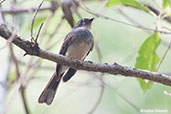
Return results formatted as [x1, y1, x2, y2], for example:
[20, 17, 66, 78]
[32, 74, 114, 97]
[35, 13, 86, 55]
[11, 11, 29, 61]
[38, 72, 61, 105]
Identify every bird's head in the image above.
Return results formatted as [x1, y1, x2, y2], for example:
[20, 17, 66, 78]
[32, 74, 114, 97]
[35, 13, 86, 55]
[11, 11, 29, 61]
[73, 17, 94, 30]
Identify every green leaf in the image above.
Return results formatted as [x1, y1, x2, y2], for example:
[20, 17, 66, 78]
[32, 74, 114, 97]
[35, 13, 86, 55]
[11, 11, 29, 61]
[8, 71, 16, 81]
[106, 0, 149, 12]
[33, 17, 46, 27]
[135, 32, 161, 93]
[106, 0, 121, 6]
[28, 17, 46, 30]
[163, 0, 171, 10]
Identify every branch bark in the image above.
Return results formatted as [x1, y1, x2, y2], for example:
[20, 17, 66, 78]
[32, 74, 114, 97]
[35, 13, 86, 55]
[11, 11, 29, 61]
[0, 25, 171, 86]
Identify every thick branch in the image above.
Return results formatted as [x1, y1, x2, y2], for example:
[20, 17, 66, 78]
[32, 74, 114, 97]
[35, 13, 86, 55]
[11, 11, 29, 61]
[0, 25, 171, 86]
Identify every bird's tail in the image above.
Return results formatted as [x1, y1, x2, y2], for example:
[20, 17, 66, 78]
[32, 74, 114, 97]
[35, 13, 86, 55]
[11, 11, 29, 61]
[38, 72, 61, 105]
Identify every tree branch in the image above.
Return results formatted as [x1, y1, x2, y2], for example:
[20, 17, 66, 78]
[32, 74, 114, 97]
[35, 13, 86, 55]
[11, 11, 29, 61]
[0, 25, 171, 86]
[144, 4, 171, 23]
[1, 1, 59, 15]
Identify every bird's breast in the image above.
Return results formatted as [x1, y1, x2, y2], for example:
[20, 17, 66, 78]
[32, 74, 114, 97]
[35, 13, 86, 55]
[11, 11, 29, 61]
[66, 42, 92, 60]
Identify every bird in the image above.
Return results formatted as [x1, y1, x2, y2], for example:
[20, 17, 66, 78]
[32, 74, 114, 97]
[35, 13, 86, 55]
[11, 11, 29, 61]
[38, 17, 94, 105]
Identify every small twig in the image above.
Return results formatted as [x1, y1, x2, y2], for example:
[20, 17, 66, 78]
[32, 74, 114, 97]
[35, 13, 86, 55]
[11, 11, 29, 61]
[156, 1, 171, 71]
[1, 1, 59, 15]
[2, 6, 52, 14]
[20, 85, 30, 114]
[35, 23, 44, 43]
[31, 0, 44, 42]
[117, 8, 151, 34]
[9, 44, 20, 78]
[156, 38, 171, 70]
[144, 4, 171, 23]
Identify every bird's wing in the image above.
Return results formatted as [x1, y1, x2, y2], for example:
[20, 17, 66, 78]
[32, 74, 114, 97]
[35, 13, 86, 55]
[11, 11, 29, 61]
[62, 36, 94, 82]
[56, 31, 75, 79]
[59, 31, 74, 55]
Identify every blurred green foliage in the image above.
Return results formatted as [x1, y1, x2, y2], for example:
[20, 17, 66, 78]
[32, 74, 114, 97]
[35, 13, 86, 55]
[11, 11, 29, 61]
[106, 0, 150, 12]
[162, 0, 171, 10]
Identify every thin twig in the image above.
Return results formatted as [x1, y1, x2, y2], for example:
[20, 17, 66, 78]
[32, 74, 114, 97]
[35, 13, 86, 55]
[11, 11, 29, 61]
[2, 6, 52, 14]
[9, 44, 20, 78]
[1, 1, 59, 15]
[35, 23, 44, 43]
[156, 1, 171, 71]
[144, 4, 171, 23]
[117, 8, 151, 34]
[72, 0, 171, 34]
[31, 0, 44, 41]
[20, 85, 30, 114]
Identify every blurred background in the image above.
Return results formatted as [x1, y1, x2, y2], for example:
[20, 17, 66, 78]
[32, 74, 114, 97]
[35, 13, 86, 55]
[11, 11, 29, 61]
[0, 0, 171, 114]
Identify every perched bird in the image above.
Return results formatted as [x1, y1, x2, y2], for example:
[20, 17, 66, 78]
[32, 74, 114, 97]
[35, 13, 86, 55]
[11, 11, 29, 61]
[38, 17, 94, 105]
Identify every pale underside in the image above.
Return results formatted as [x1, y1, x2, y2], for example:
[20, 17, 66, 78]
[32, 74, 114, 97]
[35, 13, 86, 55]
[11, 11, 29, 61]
[61, 42, 92, 73]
